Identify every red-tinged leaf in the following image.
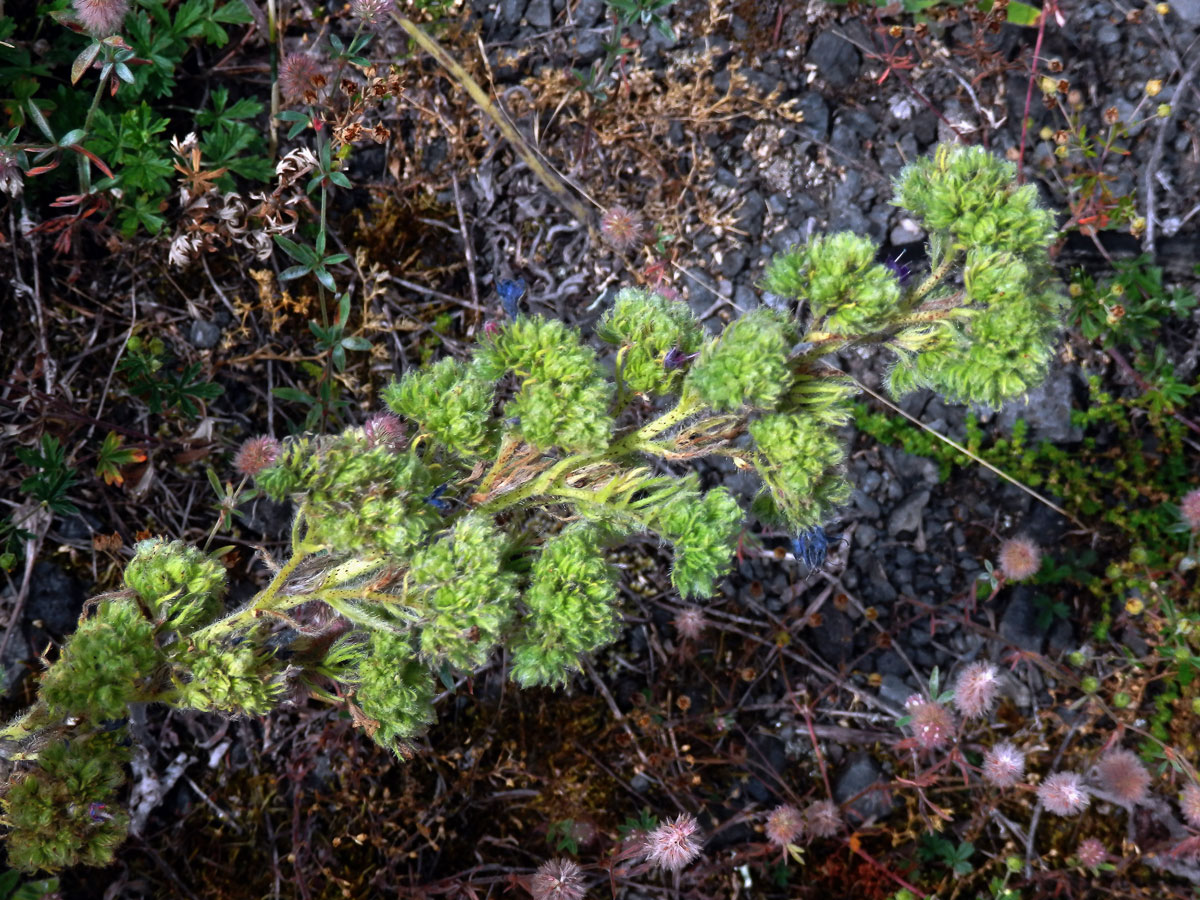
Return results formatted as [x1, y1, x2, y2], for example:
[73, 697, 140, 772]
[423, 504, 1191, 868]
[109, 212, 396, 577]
[26, 160, 61, 177]
[72, 42, 102, 84]
[68, 144, 114, 179]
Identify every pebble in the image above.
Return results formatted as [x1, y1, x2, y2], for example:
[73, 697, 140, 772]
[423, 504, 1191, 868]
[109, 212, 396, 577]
[887, 490, 930, 536]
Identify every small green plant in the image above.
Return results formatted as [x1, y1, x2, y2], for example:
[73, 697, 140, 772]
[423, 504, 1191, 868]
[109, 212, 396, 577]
[0, 144, 1067, 873]
[918, 832, 975, 876]
[575, 0, 678, 101]
[1068, 254, 1197, 347]
[116, 335, 224, 419]
[15, 435, 80, 517]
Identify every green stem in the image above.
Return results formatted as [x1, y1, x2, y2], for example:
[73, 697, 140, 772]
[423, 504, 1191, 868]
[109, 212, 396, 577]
[908, 248, 959, 308]
[78, 61, 110, 193]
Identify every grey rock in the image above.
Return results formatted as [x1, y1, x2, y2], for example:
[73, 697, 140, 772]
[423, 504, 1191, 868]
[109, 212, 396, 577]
[720, 249, 747, 278]
[1096, 22, 1121, 44]
[876, 651, 909, 677]
[807, 31, 861, 88]
[189, 319, 221, 349]
[525, 0, 552, 27]
[886, 447, 939, 487]
[855, 524, 878, 548]
[574, 30, 605, 64]
[56, 511, 104, 542]
[793, 93, 830, 140]
[733, 284, 758, 313]
[890, 217, 924, 246]
[766, 192, 788, 216]
[575, 0, 605, 26]
[499, 0, 525, 26]
[239, 496, 294, 539]
[737, 191, 767, 239]
[887, 490, 930, 536]
[838, 107, 879, 139]
[830, 123, 861, 159]
[879, 673, 912, 709]
[1173, 0, 1200, 23]
[813, 609, 855, 666]
[994, 364, 1083, 443]
[834, 753, 894, 823]
[999, 586, 1046, 653]
[27, 562, 86, 635]
[852, 489, 881, 520]
[0, 620, 30, 698]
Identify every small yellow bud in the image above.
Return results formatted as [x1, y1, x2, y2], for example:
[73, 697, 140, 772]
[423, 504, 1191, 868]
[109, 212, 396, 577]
[1039, 126, 1054, 141]
[1157, 103, 1171, 117]
[1054, 144, 1069, 159]
[1130, 216, 1146, 235]
[1040, 75, 1059, 95]
[1157, 2, 1170, 14]
[1146, 79, 1163, 97]
[1111, 282, 1125, 296]
[1068, 282, 1083, 297]
[1125, 596, 1144, 616]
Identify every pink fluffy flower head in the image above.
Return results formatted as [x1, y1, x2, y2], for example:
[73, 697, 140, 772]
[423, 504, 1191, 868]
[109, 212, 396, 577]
[74, 0, 130, 36]
[764, 804, 803, 849]
[998, 536, 1041, 581]
[982, 741, 1026, 788]
[1181, 783, 1200, 829]
[673, 607, 706, 642]
[803, 799, 842, 838]
[600, 206, 644, 252]
[905, 697, 955, 751]
[953, 662, 1001, 719]
[1076, 837, 1107, 868]
[349, 0, 393, 24]
[530, 858, 585, 900]
[279, 53, 324, 104]
[234, 436, 281, 476]
[645, 813, 703, 872]
[1180, 488, 1200, 531]
[1039, 771, 1090, 816]
[363, 412, 406, 451]
[1094, 747, 1150, 808]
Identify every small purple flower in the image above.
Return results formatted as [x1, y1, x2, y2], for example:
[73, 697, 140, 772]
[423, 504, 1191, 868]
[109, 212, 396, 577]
[792, 526, 828, 570]
[663, 346, 699, 371]
[497, 278, 526, 319]
[424, 484, 450, 513]
[88, 802, 112, 823]
[883, 254, 912, 286]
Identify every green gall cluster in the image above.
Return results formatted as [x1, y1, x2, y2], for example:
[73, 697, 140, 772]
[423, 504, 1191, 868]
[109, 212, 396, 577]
[354, 630, 437, 756]
[509, 524, 620, 688]
[171, 637, 285, 716]
[254, 433, 444, 560]
[475, 316, 614, 452]
[749, 413, 851, 531]
[40, 599, 160, 721]
[778, 373, 857, 428]
[596, 288, 706, 396]
[407, 514, 519, 669]
[685, 308, 793, 411]
[123, 538, 226, 631]
[764, 232, 901, 335]
[382, 356, 495, 460]
[654, 479, 744, 598]
[892, 143, 1057, 256]
[1, 733, 130, 873]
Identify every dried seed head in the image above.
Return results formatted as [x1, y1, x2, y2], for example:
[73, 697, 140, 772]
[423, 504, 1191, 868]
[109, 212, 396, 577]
[764, 804, 804, 848]
[1103, 106, 1121, 125]
[644, 813, 703, 871]
[1180, 489, 1200, 531]
[279, 53, 324, 104]
[349, 0, 393, 24]
[983, 741, 1026, 788]
[953, 662, 1001, 719]
[1094, 748, 1150, 807]
[907, 700, 955, 751]
[600, 206, 643, 251]
[1180, 783, 1200, 828]
[73, 0, 130, 36]
[530, 858, 585, 900]
[803, 799, 842, 838]
[1145, 78, 1163, 97]
[674, 607, 706, 642]
[998, 537, 1041, 581]
[234, 436, 282, 476]
[1039, 771, 1090, 816]
[1076, 837, 1107, 868]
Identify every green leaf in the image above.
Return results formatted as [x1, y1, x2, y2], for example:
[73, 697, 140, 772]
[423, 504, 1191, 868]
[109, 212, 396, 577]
[273, 234, 314, 264]
[279, 265, 312, 282]
[25, 99, 54, 142]
[341, 336, 371, 350]
[72, 43, 102, 84]
[272, 387, 317, 406]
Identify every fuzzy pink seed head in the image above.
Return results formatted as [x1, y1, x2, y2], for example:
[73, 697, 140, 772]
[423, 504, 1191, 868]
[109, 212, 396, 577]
[349, 0, 393, 23]
[234, 436, 281, 476]
[1076, 837, 1107, 868]
[674, 607, 706, 642]
[1094, 748, 1150, 807]
[530, 858, 585, 900]
[907, 700, 955, 751]
[645, 813, 702, 872]
[1039, 771, 1090, 816]
[363, 412, 406, 450]
[1180, 488, 1200, 531]
[1181, 783, 1200, 828]
[600, 206, 643, 252]
[803, 799, 841, 838]
[73, 0, 130, 35]
[953, 662, 1001, 719]
[279, 53, 324, 103]
[982, 741, 1026, 788]
[764, 804, 803, 848]
[998, 536, 1041, 581]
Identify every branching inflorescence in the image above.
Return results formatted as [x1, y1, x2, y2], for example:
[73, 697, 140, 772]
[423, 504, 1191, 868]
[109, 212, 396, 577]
[0, 144, 1067, 873]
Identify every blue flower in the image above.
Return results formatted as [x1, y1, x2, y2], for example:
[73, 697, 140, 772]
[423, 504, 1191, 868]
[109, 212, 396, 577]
[663, 346, 699, 371]
[883, 254, 912, 286]
[497, 278, 526, 319]
[791, 526, 828, 570]
[424, 484, 451, 513]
